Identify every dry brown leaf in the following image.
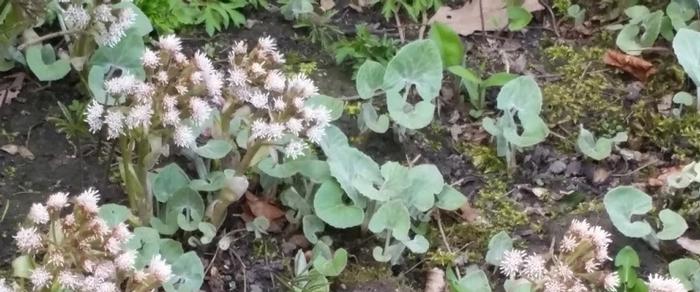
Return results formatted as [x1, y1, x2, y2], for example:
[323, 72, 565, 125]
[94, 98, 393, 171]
[319, 0, 335, 11]
[245, 192, 286, 221]
[592, 167, 609, 185]
[677, 236, 700, 255]
[1, 144, 34, 160]
[0, 73, 25, 108]
[603, 50, 657, 82]
[429, 0, 544, 36]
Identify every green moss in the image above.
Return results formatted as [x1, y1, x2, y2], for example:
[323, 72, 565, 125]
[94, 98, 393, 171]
[252, 238, 281, 259]
[282, 52, 318, 76]
[433, 180, 530, 262]
[336, 262, 392, 285]
[461, 143, 506, 174]
[542, 45, 627, 145]
[552, 0, 572, 14]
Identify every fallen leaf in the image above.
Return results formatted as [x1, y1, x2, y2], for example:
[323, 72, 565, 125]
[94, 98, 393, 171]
[603, 50, 657, 82]
[424, 268, 446, 292]
[319, 0, 335, 11]
[1, 144, 34, 160]
[348, 0, 377, 12]
[245, 192, 286, 221]
[0, 73, 25, 108]
[677, 236, 700, 255]
[429, 0, 544, 36]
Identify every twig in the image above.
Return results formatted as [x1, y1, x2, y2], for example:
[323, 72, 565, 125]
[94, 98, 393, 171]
[479, 0, 485, 33]
[230, 249, 247, 292]
[394, 12, 406, 43]
[17, 29, 81, 51]
[611, 160, 658, 177]
[435, 209, 459, 274]
[0, 200, 10, 223]
[25, 122, 43, 148]
[418, 12, 428, 40]
[538, 0, 561, 38]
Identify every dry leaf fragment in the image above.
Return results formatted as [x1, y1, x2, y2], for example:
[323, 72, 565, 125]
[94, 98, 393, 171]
[677, 236, 700, 255]
[244, 192, 286, 221]
[603, 50, 657, 82]
[1, 144, 35, 160]
[0, 72, 25, 108]
[424, 268, 446, 292]
[459, 203, 480, 223]
[429, 0, 544, 36]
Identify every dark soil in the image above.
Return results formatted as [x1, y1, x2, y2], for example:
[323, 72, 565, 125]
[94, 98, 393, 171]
[0, 78, 122, 265]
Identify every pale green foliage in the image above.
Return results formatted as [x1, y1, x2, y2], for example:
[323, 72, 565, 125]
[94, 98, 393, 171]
[482, 76, 549, 168]
[355, 39, 443, 132]
[89, 33, 147, 105]
[429, 22, 464, 68]
[485, 231, 513, 266]
[615, 246, 648, 291]
[673, 28, 700, 111]
[99, 203, 133, 226]
[194, 139, 234, 159]
[447, 266, 492, 292]
[667, 161, 700, 189]
[506, 2, 533, 31]
[604, 186, 688, 240]
[504, 279, 534, 292]
[576, 126, 628, 160]
[25, 44, 70, 81]
[617, 1, 699, 55]
[313, 180, 365, 228]
[669, 258, 700, 290]
[567, 4, 586, 26]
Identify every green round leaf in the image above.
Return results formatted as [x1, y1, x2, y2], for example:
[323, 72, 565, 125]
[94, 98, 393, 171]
[436, 185, 467, 211]
[507, 6, 533, 31]
[386, 90, 435, 130]
[313, 180, 365, 228]
[98, 203, 132, 227]
[312, 243, 347, 277]
[383, 39, 443, 100]
[25, 44, 70, 81]
[257, 157, 331, 183]
[356, 60, 386, 99]
[368, 200, 411, 240]
[159, 239, 185, 263]
[194, 139, 233, 159]
[164, 251, 205, 292]
[604, 186, 653, 238]
[12, 255, 32, 278]
[167, 188, 205, 231]
[153, 163, 190, 203]
[303, 215, 325, 244]
[485, 231, 513, 265]
[127, 227, 161, 269]
[669, 258, 700, 290]
[674, 29, 700, 87]
[657, 209, 688, 240]
[359, 102, 390, 133]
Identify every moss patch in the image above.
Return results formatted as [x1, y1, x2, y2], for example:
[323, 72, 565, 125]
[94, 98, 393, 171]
[336, 262, 392, 285]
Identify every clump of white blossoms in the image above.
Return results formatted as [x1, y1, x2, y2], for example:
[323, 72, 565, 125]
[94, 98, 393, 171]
[86, 34, 221, 148]
[220, 36, 331, 159]
[499, 219, 619, 292]
[58, 0, 136, 47]
[647, 274, 687, 292]
[10, 189, 172, 292]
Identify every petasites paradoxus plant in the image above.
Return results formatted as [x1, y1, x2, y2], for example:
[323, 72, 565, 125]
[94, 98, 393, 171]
[6, 188, 204, 292]
[2, 0, 152, 82]
[673, 28, 700, 112]
[616, 1, 699, 55]
[604, 186, 688, 242]
[288, 125, 469, 264]
[482, 75, 549, 169]
[576, 125, 628, 161]
[354, 38, 444, 133]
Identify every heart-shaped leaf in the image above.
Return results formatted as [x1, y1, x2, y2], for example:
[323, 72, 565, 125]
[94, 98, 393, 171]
[368, 200, 411, 240]
[153, 163, 190, 203]
[164, 251, 205, 292]
[166, 188, 205, 231]
[669, 258, 700, 290]
[577, 126, 628, 161]
[89, 32, 145, 103]
[386, 90, 435, 130]
[359, 102, 390, 133]
[356, 60, 386, 99]
[312, 242, 347, 277]
[25, 44, 70, 81]
[485, 231, 513, 265]
[257, 157, 331, 183]
[604, 186, 653, 238]
[383, 39, 443, 100]
[435, 185, 467, 211]
[194, 139, 233, 159]
[99, 204, 132, 227]
[303, 215, 325, 244]
[657, 209, 688, 240]
[127, 227, 161, 269]
[673, 29, 700, 87]
[314, 180, 364, 228]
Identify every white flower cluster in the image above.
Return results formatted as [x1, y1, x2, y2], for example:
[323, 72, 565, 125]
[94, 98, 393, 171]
[647, 274, 687, 292]
[498, 219, 619, 292]
[86, 35, 333, 159]
[86, 34, 221, 148]
[223, 36, 330, 159]
[13, 189, 172, 291]
[59, 1, 136, 47]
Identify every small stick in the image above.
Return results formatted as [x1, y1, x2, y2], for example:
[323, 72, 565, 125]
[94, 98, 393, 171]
[0, 200, 10, 223]
[17, 29, 82, 51]
[395, 12, 406, 43]
[230, 249, 247, 292]
[538, 0, 561, 38]
[611, 160, 658, 177]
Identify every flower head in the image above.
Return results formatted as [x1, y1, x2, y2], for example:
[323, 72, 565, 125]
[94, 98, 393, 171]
[115, 250, 137, 271]
[647, 274, 686, 292]
[76, 187, 101, 213]
[604, 272, 620, 292]
[28, 203, 50, 224]
[142, 49, 160, 68]
[86, 100, 105, 133]
[147, 255, 172, 283]
[14, 226, 42, 253]
[284, 141, 307, 160]
[174, 125, 195, 148]
[499, 249, 526, 278]
[521, 254, 546, 280]
[158, 35, 182, 53]
[30, 266, 51, 289]
[47, 192, 69, 210]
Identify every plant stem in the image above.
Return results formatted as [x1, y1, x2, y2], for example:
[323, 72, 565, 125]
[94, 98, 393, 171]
[236, 142, 263, 173]
[17, 29, 82, 51]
